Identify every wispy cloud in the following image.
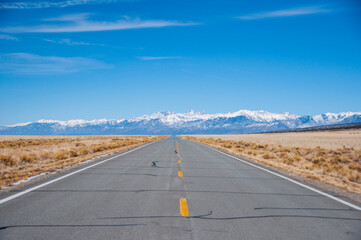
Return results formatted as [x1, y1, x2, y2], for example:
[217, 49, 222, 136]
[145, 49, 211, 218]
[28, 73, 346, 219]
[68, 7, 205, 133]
[0, 34, 18, 41]
[42, 38, 105, 46]
[237, 6, 331, 20]
[0, 13, 198, 33]
[44, 13, 91, 22]
[137, 56, 182, 60]
[0, 0, 120, 9]
[0, 53, 112, 74]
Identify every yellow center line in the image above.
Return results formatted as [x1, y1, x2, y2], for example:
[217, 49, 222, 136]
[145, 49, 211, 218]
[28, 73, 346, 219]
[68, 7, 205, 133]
[178, 171, 183, 177]
[177, 154, 180, 157]
[177, 160, 181, 163]
[179, 198, 189, 217]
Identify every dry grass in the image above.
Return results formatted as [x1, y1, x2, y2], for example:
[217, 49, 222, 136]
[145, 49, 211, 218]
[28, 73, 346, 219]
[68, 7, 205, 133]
[181, 133, 361, 194]
[194, 129, 361, 149]
[0, 135, 167, 188]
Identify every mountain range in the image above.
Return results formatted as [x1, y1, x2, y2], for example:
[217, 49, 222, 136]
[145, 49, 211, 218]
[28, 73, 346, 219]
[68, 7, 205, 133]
[1, 110, 360, 135]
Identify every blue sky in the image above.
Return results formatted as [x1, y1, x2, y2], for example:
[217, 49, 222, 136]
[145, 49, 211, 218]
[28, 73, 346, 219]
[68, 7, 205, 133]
[0, 0, 360, 125]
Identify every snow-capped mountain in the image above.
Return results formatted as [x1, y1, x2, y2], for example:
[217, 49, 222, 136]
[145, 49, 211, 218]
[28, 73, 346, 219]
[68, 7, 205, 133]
[1, 110, 360, 135]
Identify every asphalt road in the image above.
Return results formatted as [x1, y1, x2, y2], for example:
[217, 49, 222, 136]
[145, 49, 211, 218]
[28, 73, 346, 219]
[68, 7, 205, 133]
[0, 137, 360, 240]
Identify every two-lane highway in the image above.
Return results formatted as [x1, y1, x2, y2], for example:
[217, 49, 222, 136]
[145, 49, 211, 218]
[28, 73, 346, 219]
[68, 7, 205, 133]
[0, 137, 360, 239]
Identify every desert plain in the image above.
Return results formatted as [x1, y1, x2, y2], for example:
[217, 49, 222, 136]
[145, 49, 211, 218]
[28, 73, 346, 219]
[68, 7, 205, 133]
[182, 129, 361, 194]
[0, 135, 166, 189]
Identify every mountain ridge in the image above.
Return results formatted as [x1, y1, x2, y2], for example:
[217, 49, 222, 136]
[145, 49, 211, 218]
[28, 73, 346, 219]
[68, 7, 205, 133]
[1, 110, 360, 135]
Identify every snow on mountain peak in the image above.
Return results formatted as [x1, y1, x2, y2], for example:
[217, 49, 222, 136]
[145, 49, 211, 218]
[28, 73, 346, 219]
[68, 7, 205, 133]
[309, 112, 361, 125]
[125, 109, 302, 125]
[5, 122, 32, 127]
[33, 118, 125, 127]
[3, 110, 360, 134]
[212, 110, 299, 122]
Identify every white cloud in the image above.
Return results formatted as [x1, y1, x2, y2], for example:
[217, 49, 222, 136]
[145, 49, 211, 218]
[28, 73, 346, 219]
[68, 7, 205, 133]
[137, 56, 182, 60]
[0, 34, 18, 41]
[0, 0, 119, 9]
[0, 53, 112, 74]
[42, 38, 105, 46]
[44, 13, 91, 22]
[237, 6, 331, 20]
[0, 14, 198, 33]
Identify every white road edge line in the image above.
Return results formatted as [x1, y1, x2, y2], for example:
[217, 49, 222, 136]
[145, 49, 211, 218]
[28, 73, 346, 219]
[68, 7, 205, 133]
[0, 140, 161, 205]
[199, 142, 361, 211]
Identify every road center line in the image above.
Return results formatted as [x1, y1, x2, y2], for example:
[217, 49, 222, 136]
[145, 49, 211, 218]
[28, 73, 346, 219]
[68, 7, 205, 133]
[178, 171, 183, 177]
[180, 198, 189, 216]
[0, 140, 162, 206]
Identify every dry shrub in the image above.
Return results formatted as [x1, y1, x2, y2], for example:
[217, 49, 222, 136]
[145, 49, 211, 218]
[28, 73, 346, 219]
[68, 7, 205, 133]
[0, 155, 16, 166]
[221, 143, 232, 148]
[312, 157, 325, 164]
[55, 150, 69, 160]
[349, 162, 361, 172]
[75, 142, 85, 147]
[20, 154, 35, 163]
[78, 147, 89, 155]
[284, 157, 295, 165]
[293, 149, 302, 156]
[278, 152, 289, 159]
[262, 153, 275, 159]
[40, 151, 52, 160]
[348, 174, 360, 183]
[280, 147, 291, 153]
[307, 175, 320, 180]
[69, 149, 79, 157]
[92, 144, 105, 152]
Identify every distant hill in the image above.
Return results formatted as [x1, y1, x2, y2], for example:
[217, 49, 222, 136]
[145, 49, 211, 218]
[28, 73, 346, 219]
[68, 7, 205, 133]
[264, 121, 361, 133]
[1, 110, 360, 135]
